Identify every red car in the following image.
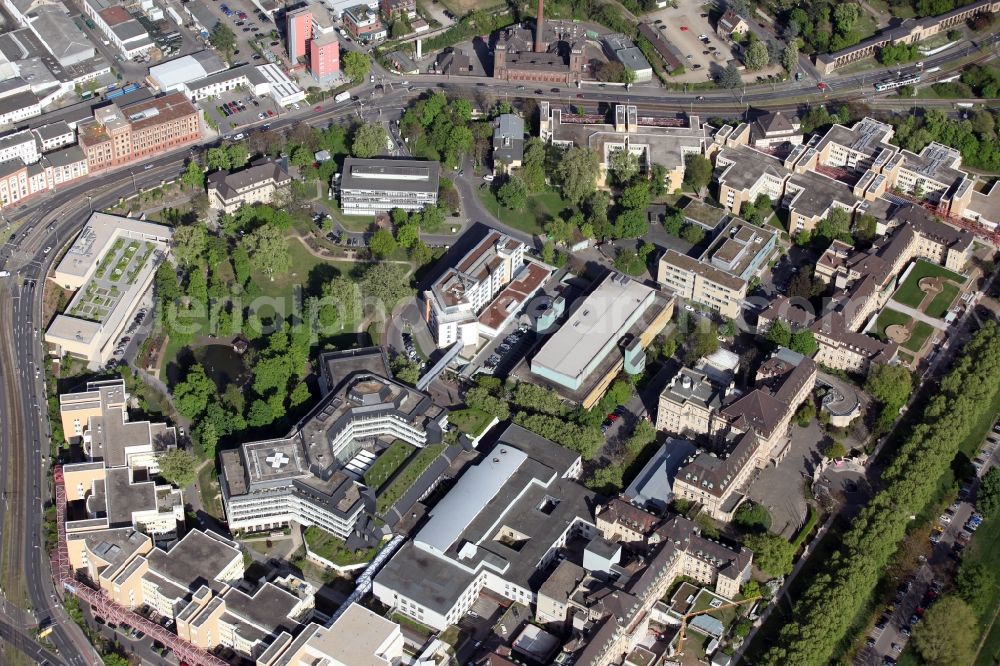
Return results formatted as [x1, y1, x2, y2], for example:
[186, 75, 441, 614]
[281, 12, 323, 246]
[680, 26, 688, 31]
[817, 82, 828, 90]
[576, 93, 584, 98]
[315, 105, 322, 111]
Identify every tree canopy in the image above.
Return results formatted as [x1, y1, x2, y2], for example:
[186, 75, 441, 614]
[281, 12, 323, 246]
[157, 449, 199, 488]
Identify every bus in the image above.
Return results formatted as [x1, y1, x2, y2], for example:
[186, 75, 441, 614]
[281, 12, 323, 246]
[874, 74, 921, 92]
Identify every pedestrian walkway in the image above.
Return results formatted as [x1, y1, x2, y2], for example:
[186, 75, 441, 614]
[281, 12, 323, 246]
[886, 300, 950, 331]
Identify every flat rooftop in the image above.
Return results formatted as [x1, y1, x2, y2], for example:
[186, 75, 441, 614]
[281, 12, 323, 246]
[340, 157, 440, 193]
[531, 272, 656, 383]
[54, 212, 171, 282]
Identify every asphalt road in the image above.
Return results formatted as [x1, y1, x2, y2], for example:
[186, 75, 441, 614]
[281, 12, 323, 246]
[0, 30, 995, 662]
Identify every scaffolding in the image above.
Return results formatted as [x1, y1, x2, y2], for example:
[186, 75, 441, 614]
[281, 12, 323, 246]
[51, 467, 228, 666]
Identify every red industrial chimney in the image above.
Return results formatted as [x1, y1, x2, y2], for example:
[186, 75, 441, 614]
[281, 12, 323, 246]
[534, 0, 545, 53]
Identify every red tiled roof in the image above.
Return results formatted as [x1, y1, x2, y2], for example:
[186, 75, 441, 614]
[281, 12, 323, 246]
[98, 6, 131, 26]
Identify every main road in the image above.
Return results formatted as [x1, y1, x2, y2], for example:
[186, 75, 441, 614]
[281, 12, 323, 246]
[0, 31, 996, 661]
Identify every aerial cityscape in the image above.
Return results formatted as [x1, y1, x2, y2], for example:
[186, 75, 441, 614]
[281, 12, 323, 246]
[0, 0, 998, 663]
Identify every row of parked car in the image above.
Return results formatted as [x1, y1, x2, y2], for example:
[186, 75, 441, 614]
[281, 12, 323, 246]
[483, 326, 528, 373]
[112, 308, 147, 359]
[601, 405, 627, 434]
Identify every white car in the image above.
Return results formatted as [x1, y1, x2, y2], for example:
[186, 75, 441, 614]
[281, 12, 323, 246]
[684, 304, 695, 312]
[0, 270, 9, 278]
[43, 246, 52, 254]
[482, 174, 495, 182]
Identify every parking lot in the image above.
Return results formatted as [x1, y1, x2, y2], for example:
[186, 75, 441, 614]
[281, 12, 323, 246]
[642, 0, 733, 83]
[480, 324, 530, 376]
[200, 88, 280, 134]
[200, 0, 277, 62]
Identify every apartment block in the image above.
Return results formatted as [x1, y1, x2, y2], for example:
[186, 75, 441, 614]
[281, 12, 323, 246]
[309, 33, 340, 81]
[220, 348, 448, 539]
[207, 157, 291, 214]
[78, 91, 201, 171]
[657, 215, 777, 318]
[380, 0, 416, 20]
[343, 4, 386, 42]
[287, 7, 313, 62]
[423, 230, 527, 348]
[338, 157, 439, 215]
[373, 425, 592, 630]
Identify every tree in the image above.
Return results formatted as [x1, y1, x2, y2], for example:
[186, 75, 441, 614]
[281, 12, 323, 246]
[681, 223, 706, 245]
[832, 3, 860, 36]
[912, 596, 977, 666]
[781, 43, 799, 73]
[242, 224, 290, 280]
[369, 228, 397, 258]
[865, 362, 913, 411]
[735, 501, 772, 532]
[745, 41, 770, 70]
[621, 181, 651, 210]
[824, 440, 847, 459]
[766, 320, 792, 347]
[157, 449, 199, 487]
[360, 261, 412, 310]
[209, 22, 236, 60]
[978, 468, 1000, 518]
[795, 400, 816, 427]
[396, 221, 419, 249]
[744, 533, 795, 577]
[410, 239, 432, 266]
[181, 161, 205, 190]
[172, 225, 208, 268]
[719, 62, 742, 88]
[497, 174, 528, 209]
[351, 123, 387, 158]
[173, 364, 216, 419]
[205, 146, 232, 171]
[102, 654, 130, 666]
[554, 146, 599, 204]
[614, 209, 648, 239]
[650, 164, 668, 196]
[342, 51, 371, 82]
[608, 149, 640, 185]
[789, 329, 818, 356]
[954, 560, 997, 614]
[683, 154, 713, 193]
[228, 143, 248, 170]
[391, 355, 421, 385]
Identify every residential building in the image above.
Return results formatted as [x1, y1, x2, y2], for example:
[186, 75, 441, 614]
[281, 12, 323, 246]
[423, 230, 528, 348]
[207, 157, 291, 214]
[220, 348, 448, 539]
[749, 111, 802, 149]
[33, 121, 75, 152]
[45, 213, 172, 365]
[540, 102, 712, 190]
[528, 272, 674, 408]
[0, 89, 42, 126]
[309, 33, 340, 81]
[373, 424, 592, 630]
[380, 0, 416, 20]
[287, 7, 313, 62]
[565, 514, 751, 665]
[657, 215, 778, 318]
[0, 147, 90, 209]
[0, 129, 41, 166]
[659, 348, 817, 519]
[257, 604, 404, 666]
[77, 91, 201, 171]
[492, 113, 525, 170]
[343, 5, 387, 43]
[716, 9, 749, 39]
[338, 157, 440, 215]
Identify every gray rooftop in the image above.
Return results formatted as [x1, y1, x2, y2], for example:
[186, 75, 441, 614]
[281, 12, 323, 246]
[340, 157, 440, 194]
[146, 530, 240, 592]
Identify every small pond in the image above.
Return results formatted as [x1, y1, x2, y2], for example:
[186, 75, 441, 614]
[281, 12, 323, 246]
[194, 343, 249, 390]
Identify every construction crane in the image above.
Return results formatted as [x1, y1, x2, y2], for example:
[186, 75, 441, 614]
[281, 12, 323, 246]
[674, 594, 760, 656]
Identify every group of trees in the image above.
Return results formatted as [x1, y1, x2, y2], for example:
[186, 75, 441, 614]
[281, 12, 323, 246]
[761, 322, 1000, 665]
[780, 2, 868, 55]
[878, 42, 921, 66]
[660, 204, 708, 246]
[400, 92, 482, 168]
[764, 320, 819, 356]
[794, 208, 877, 251]
[865, 362, 914, 434]
[342, 51, 371, 83]
[961, 63, 1000, 98]
[889, 108, 1000, 172]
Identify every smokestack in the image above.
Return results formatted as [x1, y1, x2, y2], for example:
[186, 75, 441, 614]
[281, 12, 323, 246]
[534, 0, 545, 53]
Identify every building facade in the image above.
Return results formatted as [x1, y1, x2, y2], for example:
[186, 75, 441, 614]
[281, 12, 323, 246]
[338, 157, 440, 215]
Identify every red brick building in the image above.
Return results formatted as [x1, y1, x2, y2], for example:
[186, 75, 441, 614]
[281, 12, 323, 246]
[78, 92, 201, 171]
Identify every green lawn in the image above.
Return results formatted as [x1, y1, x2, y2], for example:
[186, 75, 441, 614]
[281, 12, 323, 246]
[893, 259, 967, 308]
[924, 282, 960, 319]
[903, 321, 934, 353]
[198, 464, 225, 521]
[252, 237, 360, 299]
[875, 308, 912, 341]
[477, 187, 572, 236]
[326, 200, 377, 232]
[363, 440, 414, 490]
[969, 519, 1000, 664]
[375, 443, 446, 515]
[449, 408, 494, 437]
[303, 525, 377, 566]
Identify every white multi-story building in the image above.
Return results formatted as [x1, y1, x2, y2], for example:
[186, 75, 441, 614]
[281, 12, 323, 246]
[220, 348, 449, 538]
[338, 157, 440, 215]
[0, 129, 40, 166]
[423, 230, 528, 348]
